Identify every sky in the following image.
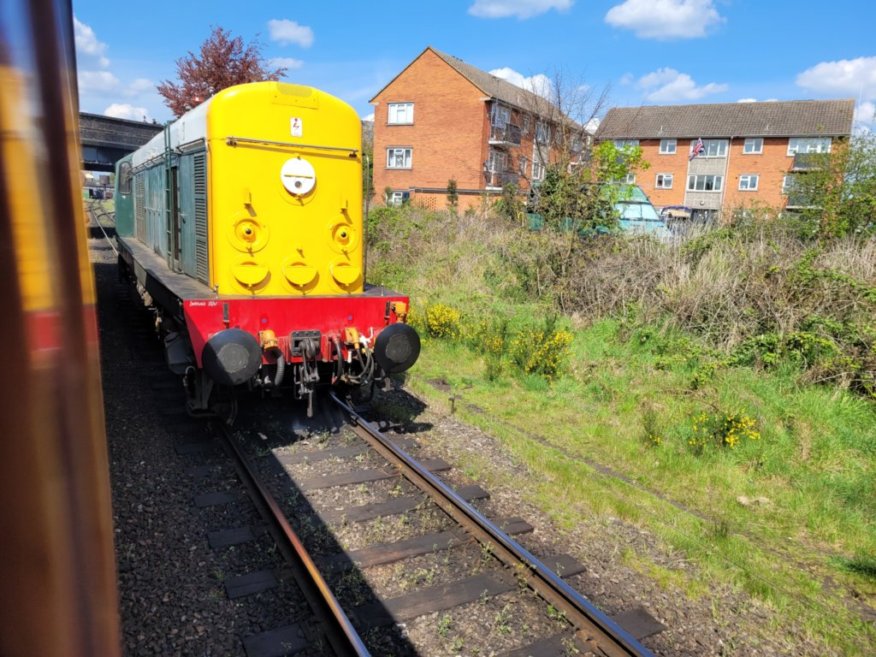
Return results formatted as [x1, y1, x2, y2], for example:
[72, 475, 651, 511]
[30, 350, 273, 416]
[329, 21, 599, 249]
[71, 0, 876, 131]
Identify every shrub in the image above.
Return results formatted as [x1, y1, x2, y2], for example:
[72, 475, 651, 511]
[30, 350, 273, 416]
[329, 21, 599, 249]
[424, 303, 461, 339]
[508, 317, 574, 379]
[688, 411, 761, 454]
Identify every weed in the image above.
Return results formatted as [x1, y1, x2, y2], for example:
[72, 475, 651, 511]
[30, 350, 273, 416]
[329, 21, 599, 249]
[493, 604, 512, 634]
[688, 411, 761, 453]
[641, 406, 663, 447]
[436, 613, 453, 638]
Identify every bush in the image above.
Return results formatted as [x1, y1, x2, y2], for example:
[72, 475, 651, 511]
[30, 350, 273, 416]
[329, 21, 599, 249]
[508, 316, 574, 379]
[424, 303, 461, 339]
[688, 411, 761, 454]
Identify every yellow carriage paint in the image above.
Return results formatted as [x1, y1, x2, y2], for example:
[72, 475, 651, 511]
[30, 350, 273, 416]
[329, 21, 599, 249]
[204, 82, 363, 296]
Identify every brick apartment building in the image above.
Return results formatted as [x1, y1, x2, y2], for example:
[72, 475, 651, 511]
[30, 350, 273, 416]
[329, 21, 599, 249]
[595, 100, 855, 218]
[370, 47, 575, 211]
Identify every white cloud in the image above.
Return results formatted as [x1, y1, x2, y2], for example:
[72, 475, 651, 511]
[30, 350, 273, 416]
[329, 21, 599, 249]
[737, 98, 757, 103]
[78, 70, 119, 93]
[123, 78, 154, 97]
[796, 56, 876, 100]
[638, 67, 727, 102]
[736, 97, 778, 103]
[362, 112, 375, 122]
[73, 16, 109, 67]
[268, 57, 304, 70]
[854, 101, 875, 128]
[605, 0, 722, 40]
[469, 0, 573, 19]
[490, 66, 553, 98]
[267, 19, 314, 47]
[104, 103, 151, 121]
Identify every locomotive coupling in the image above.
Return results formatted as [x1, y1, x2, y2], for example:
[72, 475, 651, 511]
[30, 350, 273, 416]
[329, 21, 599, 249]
[374, 323, 421, 374]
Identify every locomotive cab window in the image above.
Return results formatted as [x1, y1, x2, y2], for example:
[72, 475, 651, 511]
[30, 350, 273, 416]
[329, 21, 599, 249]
[119, 161, 132, 195]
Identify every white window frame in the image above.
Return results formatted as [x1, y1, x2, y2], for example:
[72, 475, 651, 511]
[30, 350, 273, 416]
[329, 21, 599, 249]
[788, 137, 831, 155]
[743, 138, 763, 154]
[386, 147, 412, 169]
[487, 149, 507, 173]
[518, 155, 528, 176]
[387, 102, 414, 125]
[622, 173, 636, 184]
[687, 174, 724, 192]
[655, 173, 673, 189]
[491, 105, 511, 128]
[614, 139, 639, 149]
[531, 143, 546, 181]
[738, 174, 759, 191]
[535, 121, 551, 145]
[659, 139, 677, 154]
[692, 139, 728, 157]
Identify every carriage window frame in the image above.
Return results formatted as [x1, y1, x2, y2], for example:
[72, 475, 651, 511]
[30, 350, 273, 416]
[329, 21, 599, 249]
[119, 161, 133, 194]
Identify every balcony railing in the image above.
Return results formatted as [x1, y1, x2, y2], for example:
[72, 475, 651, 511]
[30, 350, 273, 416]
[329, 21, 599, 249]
[489, 123, 522, 147]
[485, 170, 519, 189]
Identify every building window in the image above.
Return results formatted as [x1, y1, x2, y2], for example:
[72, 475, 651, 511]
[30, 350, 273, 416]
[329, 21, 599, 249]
[518, 156, 528, 176]
[739, 174, 759, 191]
[743, 138, 763, 154]
[386, 147, 412, 169]
[536, 121, 551, 145]
[387, 103, 414, 125]
[788, 137, 831, 155]
[522, 115, 531, 135]
[532, 143, 546, 181]
[622, 173, 636, 184]
[692, 139, 728, 157]
[659, 139, 677, 154]
[487, 149, 507, 173]
[614, 139, 639, 149]
[655, 173, 673, 189]
[491, 104, 511, 127]
[687, 174, 723, 191]
[388, 191, 410, 207]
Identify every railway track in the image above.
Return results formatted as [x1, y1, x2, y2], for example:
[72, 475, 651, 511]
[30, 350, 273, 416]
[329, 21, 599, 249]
[102, 257, 661, 656]
[207, 391, 663, 657]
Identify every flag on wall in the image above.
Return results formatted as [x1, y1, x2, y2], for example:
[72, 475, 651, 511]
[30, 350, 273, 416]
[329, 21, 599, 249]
[689, 137, 705, 160]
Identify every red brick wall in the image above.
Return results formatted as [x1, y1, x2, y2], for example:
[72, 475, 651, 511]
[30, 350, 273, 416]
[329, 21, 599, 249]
[630, 137, 794, 211]
[633, 139, 689, 208]
[372, 49, 488, 204]
[724, 138, 791, 209]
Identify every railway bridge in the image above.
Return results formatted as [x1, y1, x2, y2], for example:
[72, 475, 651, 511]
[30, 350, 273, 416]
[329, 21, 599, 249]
[79, 112, 163, 172]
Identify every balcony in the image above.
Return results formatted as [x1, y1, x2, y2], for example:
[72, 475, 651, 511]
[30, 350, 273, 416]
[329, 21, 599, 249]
[791, 152, 826, 171]
[485, 170, 519, 190]
[489, 123, 522, 147]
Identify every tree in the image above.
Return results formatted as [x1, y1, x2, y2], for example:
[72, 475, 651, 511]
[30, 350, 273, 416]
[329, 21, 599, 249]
[786, 133, 876, 238]
[158, 27, 286, 117]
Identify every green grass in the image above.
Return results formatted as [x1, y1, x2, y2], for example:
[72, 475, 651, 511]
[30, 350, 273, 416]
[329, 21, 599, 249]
[367, 206, 875, 653]
[399, 319, 876, 655]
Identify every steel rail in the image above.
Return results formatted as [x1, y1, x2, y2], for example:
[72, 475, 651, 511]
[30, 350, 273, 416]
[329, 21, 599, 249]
[330, 391, 654, 657]
[214, 423, 371, 657]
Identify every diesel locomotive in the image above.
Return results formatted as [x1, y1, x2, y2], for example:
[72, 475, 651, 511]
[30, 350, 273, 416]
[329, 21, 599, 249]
[115, 81, 419, 417]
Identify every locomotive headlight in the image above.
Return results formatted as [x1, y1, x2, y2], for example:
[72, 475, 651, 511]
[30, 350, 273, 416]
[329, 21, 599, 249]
[280, 157, 316, 196]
